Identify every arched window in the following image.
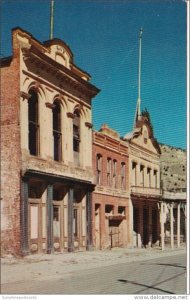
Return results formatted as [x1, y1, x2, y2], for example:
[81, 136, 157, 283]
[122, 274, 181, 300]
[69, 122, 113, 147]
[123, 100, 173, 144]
[28, 89, 39, 156]
[53, 100, 62, 161]
[73, 110, 80, 165]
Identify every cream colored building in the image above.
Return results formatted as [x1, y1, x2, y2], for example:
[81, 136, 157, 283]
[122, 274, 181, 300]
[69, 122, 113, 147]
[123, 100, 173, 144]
[1, 27, 99, 255]
[124, 114, 162, 248]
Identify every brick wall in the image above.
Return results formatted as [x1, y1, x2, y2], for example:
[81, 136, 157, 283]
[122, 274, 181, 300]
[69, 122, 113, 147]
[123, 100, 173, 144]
[0, 47, 21, 255]
[92, 135, 129, 190]
[92, 131, 130, 249]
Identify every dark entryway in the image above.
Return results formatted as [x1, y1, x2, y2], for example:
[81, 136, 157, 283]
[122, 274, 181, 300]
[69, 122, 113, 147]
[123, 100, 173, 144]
[143, 208, 149, 246]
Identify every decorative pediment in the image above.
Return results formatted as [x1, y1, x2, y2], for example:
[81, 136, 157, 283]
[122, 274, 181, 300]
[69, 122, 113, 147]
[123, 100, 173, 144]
[44, 39, 73, 69]
[124, 117, 161, 154]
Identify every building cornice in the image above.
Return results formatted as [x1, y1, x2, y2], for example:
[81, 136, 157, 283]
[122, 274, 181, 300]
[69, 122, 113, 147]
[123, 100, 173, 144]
[22, 46, 100, 99]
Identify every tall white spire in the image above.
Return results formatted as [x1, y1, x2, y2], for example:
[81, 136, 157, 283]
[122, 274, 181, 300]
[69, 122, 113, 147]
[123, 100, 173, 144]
[134, 27, 143, 128]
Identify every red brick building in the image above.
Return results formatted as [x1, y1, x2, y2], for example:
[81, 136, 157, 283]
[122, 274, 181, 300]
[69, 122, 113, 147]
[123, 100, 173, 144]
[0, 28, 99, 255]
[92, 124, 131, 249]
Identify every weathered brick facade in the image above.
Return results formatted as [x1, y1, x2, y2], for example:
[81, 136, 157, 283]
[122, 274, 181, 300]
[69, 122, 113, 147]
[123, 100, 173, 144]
[0, 46, 22, 255]
[92, 125, 131, 249]
[1, 27, 99, 256]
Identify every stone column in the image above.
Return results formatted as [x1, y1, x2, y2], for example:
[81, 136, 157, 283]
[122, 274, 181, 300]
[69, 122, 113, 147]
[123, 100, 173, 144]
[128, 198, 134, 247]
[86, 190, 93, 250]
[68, 187, 74, 252]
[160, 202, 165, 251]
[177, 203, 181, 248]
[21, 179, 29, 255]
[47, 184, 53, 254]
[170, 203, 174, 249]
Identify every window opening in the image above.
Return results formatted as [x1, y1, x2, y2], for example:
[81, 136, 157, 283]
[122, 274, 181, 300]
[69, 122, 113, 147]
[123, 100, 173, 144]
[107, 158, 112, 186]
[154, 169, 158, 188]
[140, 165, 145, 186]
[28, 89, 39, 155]
[53, 101, 62, 161]
[73, 110, 80, 165]
[132, 161, 137, 186]
[96, 154, 102, 185]
[73, 208, 78, 237]
[105, 205, 113, 214]
[121, 162, 126, 189]
[118, 206, 125, 215]
[147, 167, 151, 187]
[53, 206, 60, 238]
[113, 159, 117, 188]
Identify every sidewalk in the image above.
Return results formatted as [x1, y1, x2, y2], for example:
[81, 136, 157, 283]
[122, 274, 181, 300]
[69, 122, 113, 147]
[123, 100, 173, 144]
[1, 246, 186, 285]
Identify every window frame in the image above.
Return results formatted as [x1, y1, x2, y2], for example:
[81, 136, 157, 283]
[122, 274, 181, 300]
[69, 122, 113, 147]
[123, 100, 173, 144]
[28, 89, 39, 156]
[53, 100, 62, 161]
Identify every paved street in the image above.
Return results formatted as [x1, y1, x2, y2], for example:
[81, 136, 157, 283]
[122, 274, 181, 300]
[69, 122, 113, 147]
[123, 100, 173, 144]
[1, 251, 186, 295]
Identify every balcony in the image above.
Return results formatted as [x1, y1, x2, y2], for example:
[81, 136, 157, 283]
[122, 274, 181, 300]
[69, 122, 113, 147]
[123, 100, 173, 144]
[131, 185, 161, 197]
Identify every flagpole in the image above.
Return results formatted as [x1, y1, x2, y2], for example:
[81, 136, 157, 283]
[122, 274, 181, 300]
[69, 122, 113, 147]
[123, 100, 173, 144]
[133, 28, 143, 129]
[50, 0, 54, 39]
[138, 27, 143, 111]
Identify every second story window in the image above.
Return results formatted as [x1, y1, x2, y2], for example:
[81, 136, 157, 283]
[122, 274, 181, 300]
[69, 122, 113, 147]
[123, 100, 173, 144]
[73, 110, 80, 165]
[96, 154, 102, 185]
[53, 101, 62, 161]
[107, 158, 112, 186]
[140, 165, 145, 187]
[28, 89, 39, 156]
[154, 169, 158, 188]
[121, 162, 126, 189]
[132, 161, 137, 186]
[147, 167, 151, 187]
[113, 159, 117, 188]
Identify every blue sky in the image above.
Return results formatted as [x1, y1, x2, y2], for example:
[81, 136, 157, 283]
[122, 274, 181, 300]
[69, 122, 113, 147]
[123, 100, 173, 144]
[0, 0, 187, 149]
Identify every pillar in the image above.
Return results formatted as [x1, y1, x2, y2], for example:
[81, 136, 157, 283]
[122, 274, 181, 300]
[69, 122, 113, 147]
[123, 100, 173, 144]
[128, 198, 134, 247]
[86, 190, 93, 250]
[47, 184, 53, 254]
[148, 206, 152, 247]
[160, 202, 165, 251]
[21, 179, 29, 255]
[177, 203, 181, 248]
[68, 187, 74, 252]
[170, 203, 174, 249]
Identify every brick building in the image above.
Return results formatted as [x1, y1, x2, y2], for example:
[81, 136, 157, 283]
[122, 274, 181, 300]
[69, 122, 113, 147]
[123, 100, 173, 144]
[92, 125, 131, 249]
[0, 28, 99, 255]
